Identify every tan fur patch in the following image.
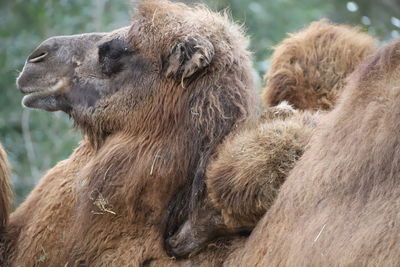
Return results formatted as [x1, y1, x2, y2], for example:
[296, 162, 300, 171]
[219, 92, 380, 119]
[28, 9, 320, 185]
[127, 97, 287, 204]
[263, 19, 377, 110]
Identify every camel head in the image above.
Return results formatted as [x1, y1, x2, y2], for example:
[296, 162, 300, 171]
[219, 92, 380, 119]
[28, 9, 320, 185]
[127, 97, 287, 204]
[16, 21, 162, 145]
[166, 191, 250, 258]
[16, 1, 252, 147]
[16, 27, 134, 113]
[166, 199, 225, 258]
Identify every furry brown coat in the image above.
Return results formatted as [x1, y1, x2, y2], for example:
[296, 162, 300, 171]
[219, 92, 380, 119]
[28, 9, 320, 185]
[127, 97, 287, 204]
[0, 144, 11, 232]
[2, 1, 256, 266]
[263, 20, 377, 110]
[208, 105, 320, 229]
[227, 38, 400, 266]
[166, 20, 377, 259]
[166, 103, 320, 257]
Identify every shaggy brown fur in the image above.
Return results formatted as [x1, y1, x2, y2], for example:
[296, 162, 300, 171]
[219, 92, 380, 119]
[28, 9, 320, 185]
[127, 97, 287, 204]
[227, 39, 400, 266]
[259, 101, 297, 122]
[0, 144, 12, 232]
[263, 19, 378, 110]
[166, 21, 375, 258]
[166, 103, 320, 257]
[208, 106, 319, 229]
[3, 1, 256, 266]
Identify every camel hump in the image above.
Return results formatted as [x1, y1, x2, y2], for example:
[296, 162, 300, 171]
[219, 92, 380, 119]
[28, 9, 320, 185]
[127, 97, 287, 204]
[0, 144, 12, 230]
[262, 19, 378, 111]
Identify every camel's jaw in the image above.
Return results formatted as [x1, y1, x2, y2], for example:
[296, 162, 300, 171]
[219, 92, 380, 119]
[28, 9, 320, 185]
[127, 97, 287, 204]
[18, 78, 71, 112]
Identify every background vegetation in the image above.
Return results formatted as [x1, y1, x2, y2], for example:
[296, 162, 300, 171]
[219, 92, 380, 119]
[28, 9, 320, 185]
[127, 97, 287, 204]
[1, 0, 399, 205]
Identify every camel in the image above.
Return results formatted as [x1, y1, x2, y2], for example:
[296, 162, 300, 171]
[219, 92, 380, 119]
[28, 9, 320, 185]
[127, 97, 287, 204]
[166, 20, 378, 259]
[1, 1, 256, 265]
[166, 103, 320, 257]
[263, 19, 377, 110]
[226, 39, 400, 266]
[3, 1, 396, 265]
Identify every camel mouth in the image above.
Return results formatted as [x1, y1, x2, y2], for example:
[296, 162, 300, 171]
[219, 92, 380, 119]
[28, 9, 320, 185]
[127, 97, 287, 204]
[21, 90, 55, 108]
[20, 79, 67, 96]
[20, 79, 69, 111]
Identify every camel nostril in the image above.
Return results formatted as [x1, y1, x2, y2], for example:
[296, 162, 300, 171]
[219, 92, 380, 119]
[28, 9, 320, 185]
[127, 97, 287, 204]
[28, 51, 48, 63]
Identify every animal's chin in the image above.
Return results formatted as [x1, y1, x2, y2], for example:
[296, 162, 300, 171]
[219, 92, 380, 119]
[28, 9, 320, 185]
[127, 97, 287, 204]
[22, 91, 63, 112]
[20, 79, 70, 112]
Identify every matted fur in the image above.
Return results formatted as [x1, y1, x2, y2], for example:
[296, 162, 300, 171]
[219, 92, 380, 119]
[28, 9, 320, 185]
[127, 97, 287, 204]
[2, 1, 256, 266]
[165, 103, 320, 258]
[207, 108, 319, 229]
[263, 19, 377, 110]
[0, 144, 12, 231]
[227, 39, 400, 266]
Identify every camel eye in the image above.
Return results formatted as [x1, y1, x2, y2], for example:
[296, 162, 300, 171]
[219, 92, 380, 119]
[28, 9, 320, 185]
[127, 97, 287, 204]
[98, 39, 132, 76]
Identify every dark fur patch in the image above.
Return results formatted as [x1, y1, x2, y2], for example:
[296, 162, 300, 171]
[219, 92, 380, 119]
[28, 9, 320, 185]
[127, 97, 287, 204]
[165, 36, 214, 81]
[98, 39, 133, 76]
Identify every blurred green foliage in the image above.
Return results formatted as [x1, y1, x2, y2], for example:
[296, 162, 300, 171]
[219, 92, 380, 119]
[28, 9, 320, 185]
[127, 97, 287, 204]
[0, 0, 399, 205]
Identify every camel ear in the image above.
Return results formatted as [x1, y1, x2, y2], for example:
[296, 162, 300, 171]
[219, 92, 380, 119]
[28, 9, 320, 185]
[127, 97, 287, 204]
[165, 36, 214, 80]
